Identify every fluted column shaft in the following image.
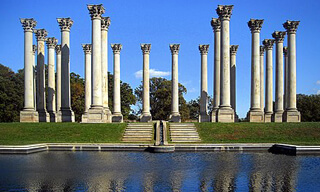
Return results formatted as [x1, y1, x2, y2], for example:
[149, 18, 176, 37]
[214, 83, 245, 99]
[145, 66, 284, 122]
[32, 45, 37, 110]
[199, 45, 209, 122]
[170, 44, 180, 118]
[230, 45, 238, 113]
[263, 39, 275, 115]
[283, 47, 288, 109]
[251, 32, 261, 110]
[112, 44, 122, 115]
[141, 44, 151, 116]
[211, 18, 221, 112]
[101, 17, 110, 112]
[55, 45, 61, 112]
[260, 46, 265, 111]
[82, 44, 92, 113]
[46, 37, 57, 114]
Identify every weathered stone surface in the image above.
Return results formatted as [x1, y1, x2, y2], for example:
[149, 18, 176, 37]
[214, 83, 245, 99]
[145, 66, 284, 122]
[169, 44, 181, 122]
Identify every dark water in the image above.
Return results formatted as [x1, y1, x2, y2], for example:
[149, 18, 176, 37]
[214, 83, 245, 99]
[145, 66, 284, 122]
[0, 152, 320, 192]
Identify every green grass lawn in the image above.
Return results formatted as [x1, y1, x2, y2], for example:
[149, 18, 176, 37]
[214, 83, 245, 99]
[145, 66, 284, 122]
[0, 123, 127, 145]
[195, 122, 320, 145]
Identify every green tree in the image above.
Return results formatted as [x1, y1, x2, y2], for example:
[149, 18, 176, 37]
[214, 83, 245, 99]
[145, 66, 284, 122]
[297, 94, 320, 122]
[187, 96, 214, 120]
[70, 72, 85, 122]
[134, 77, 190, 121]
[0, 64, 24, 122]
[108, 72, 136, 119]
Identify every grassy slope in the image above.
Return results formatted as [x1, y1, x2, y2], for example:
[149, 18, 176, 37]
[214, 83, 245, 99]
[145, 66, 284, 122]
[0, 123, 126, 145]
[196, 122, 320, 145]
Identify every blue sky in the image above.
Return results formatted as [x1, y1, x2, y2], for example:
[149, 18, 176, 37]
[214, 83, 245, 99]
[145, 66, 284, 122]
[0, 0, 319, 118]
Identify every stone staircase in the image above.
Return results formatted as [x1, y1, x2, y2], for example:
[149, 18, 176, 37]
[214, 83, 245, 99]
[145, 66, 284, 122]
[169, 123, 201, 142]
[122, 123, 154, 143]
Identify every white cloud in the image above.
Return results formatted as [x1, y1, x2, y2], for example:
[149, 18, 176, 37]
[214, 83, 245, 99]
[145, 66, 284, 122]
[135, 69, 171, 79]
[188, 87, 197, 93]
[317, 90, 320, 95]
[317, 80, 320, 85]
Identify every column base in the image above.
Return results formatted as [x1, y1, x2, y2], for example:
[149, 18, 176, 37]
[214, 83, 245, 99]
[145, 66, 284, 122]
[86, 106, 112, 123]
[210, 109, 218, 122]
[247, 110, 264, 122]
[58, 108, 75, 122]
[140, 113, 152, 122]
[217, 107, 235, 123]
[103, 107, 112, 116]
[273, 111, 284, 122]
[112, 113, 123, 123]
[283, 110, 301, 122]
[169, 113, 181, 122]
[20, 110, 39, 122]
[48, 111, 57, 122]
[264, 112, 272, 122]
[81, 113, 88, 123]
[38, 109, 50, 122]
[199, 113, 210, 122]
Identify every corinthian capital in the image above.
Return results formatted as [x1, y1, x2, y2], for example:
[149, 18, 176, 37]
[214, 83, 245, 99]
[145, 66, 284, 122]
[57, 18, 73, 31]
[34, 29, 48, 41]
[32, 45, 37, 55]
[230, 45, 239, 55]
[199, 45, 209, 55]
[283, 46, 288, 56]
[272, 31, 286, 43]
[82, 44, 92, 54]
[111, 44, 122, 53]
[141, 44, 151, 54]
[211, 18, 221, 32]
[216, 5, 233, 21]
[101, 17, 111, 30]
[248, 19, 264, 33]
[170, 44, 180, 55]
[283, 20, 300, 34]
[55, 45, 61, 54]
[260, 46, 265, 56]
[20, 18, 37, 32]
[263, 39, 275, 50]
[87, 4, 105, 19]
[46, 37, 58, 49]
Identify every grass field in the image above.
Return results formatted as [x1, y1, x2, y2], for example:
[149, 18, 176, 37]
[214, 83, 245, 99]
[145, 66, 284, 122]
[195, 122, 320, 145]
[0, 123, 126, 145]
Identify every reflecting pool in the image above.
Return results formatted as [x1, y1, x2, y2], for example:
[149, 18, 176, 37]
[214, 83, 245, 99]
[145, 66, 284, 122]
[1, 152, 320, 191]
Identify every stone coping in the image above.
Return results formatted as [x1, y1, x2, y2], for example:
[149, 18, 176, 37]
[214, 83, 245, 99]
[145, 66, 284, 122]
[0, 143, 319, 155]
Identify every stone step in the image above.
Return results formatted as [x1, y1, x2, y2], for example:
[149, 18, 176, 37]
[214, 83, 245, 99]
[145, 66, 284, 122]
[127, 124, 153, 126]
[122, 138, 152, 141]
[170, 129, 197, 132]
[171, 133, 199, 136]
[171, 140, 201, 143]
[171, 137, 201, 140]
[125, 128, 153, 131]
[123, 135, 152, 138]
[125, 130, 152, 133]
[170, 124, 195, 126]
[124, 133, 152, 136]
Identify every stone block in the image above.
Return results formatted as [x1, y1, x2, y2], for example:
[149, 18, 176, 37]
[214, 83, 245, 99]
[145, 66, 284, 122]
[169, 114, 181, 123]
[247, 110, 264, 122]
[59, 108, 75, 122]
[199, 114, 210, 122]
[217, 107, 235, 123]
[264, 113, 272, 122]
[140, 114, 152, 122]
[273, 112, 283, 122]
[283, 110, 301, 122]
[87, 107, 112, 123]
[112, 113, 123, 123]
[38, 110, 50, 122]
[20, 110, 39, 122]
[48, 111, 57, 122]
[210, 110, 218, 122]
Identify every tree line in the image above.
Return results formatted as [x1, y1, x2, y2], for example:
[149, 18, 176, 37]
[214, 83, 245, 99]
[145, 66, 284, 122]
[0, 63, 319, 122]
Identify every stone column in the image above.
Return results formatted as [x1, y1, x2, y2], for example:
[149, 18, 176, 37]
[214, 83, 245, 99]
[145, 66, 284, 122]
[230, 45, 239, 121]
[101, 17, 112, 115]
[140, 44, 152, 122]
[86, 5, 110, 123]
[247, 19, 264, 122]
[263, 39, 275, 122]
[169, 44, 181, 122]
[210, 18, 221, 122]
[57, 18, 75, 122]
[260, 46, 265, 112]
[283, 20, 301, 122]
[19, 18, 39, 122]
[32, 45, 37, 110]
[283, 46, 288, 110]
[81, 44, 92, 123]
[199, 44, 210, 122]
[46, 37, 58, 122]
[216, 5, 235, 122]
[34, 29, 49, 122]
[55, 45, 61, 113]
[111, 44, 123, 122]
[272, 31, 286, 122]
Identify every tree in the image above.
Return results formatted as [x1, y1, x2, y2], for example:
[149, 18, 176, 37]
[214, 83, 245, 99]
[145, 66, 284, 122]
[108, 72, 136, 119]
[70, 72, 85, 122]
[187, 96, 214, 120]
[297, 94, 320, 122]
[134, 77, 190, 121]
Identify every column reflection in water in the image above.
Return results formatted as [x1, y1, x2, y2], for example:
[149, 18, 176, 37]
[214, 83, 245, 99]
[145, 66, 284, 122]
[0, 152, 308, 191]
